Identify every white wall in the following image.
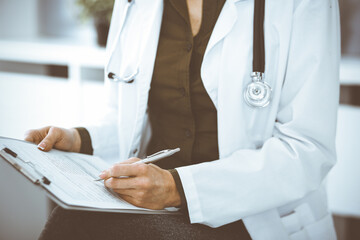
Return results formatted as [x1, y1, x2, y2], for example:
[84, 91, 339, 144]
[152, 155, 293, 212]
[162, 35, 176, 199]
[0, 0, 39, 38]
[0, 0, 95, 42]
[328, 105, 360, 217]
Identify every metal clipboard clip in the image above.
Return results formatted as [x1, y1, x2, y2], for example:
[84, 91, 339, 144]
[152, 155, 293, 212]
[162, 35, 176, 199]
[0, 147, 51, 185]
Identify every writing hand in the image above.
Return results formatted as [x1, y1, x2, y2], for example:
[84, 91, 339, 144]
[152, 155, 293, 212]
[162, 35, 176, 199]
[99, 159, 181, 210]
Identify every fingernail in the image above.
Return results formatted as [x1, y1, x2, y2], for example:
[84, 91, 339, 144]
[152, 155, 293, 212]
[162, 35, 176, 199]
[99, 171, 107, 179]
[38, 142, 46, 150]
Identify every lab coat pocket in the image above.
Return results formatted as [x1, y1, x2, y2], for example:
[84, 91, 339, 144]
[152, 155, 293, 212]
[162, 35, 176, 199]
[280, 203, 336, 240]
[287, 213, 336, 240]
[299, 213, 336, 240]
[281, 204, 314, 239]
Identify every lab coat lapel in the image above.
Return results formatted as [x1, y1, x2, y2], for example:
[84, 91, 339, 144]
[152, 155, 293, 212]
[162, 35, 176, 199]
[133, 0, 163, 90]
[204, 0, 240, 59]
[201, 0, 241, 108]
[117, 0, 164, 160]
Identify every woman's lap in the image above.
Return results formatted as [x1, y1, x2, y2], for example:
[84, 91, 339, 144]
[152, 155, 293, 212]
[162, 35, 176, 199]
[39, 206, 250, 240]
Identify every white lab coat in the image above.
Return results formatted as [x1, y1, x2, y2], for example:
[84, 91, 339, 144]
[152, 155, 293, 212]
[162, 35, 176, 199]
[87, 0, 341, 239]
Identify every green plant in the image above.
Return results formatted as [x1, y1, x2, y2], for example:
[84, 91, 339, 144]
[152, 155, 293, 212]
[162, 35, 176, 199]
[76, 0, 115, 23]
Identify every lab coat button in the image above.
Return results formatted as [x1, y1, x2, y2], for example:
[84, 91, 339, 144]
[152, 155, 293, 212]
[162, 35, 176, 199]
[132, 149, 138, 154]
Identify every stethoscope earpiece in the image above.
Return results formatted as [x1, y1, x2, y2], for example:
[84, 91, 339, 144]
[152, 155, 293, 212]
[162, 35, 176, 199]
[108, 70, 138, 84]
[108, 72, 116, 79]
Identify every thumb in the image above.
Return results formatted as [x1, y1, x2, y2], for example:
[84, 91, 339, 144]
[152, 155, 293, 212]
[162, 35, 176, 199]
[37, 127, 61, 152]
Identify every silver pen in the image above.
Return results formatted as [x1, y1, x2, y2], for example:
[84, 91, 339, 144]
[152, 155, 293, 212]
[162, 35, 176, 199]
[94, 148, 180, 181]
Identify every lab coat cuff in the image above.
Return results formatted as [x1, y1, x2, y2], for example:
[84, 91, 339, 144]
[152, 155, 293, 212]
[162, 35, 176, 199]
[176, 166, 204, 224]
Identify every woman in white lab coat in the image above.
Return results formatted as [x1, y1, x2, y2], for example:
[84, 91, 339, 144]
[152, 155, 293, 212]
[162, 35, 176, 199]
[27, 0, 340, 239]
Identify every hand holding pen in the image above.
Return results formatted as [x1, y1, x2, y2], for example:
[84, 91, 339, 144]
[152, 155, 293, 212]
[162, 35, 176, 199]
[95, 148, 180, 181]
[97, 148, 182, 209]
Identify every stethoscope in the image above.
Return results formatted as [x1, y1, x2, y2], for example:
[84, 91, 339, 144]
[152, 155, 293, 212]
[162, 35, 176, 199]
[243, 0, 271, 108]
[107, 0, 271, 108]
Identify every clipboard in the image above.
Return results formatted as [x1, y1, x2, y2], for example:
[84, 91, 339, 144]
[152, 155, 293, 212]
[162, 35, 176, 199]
[0, 137, 179, 215]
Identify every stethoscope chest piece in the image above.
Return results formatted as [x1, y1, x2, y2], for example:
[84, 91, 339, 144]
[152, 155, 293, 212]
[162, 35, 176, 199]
[244, 72, 272, 108]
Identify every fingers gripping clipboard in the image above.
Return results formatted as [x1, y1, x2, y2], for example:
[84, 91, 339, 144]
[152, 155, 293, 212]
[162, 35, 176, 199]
[0, 137, 179, 215]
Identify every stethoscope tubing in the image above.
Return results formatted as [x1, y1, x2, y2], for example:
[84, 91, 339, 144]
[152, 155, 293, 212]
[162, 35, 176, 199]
[253, 0, 266, 74]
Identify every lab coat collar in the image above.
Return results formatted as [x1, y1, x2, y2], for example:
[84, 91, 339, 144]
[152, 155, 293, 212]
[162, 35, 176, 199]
[204, 0, 245, 62]
[132, 0, 245, 62]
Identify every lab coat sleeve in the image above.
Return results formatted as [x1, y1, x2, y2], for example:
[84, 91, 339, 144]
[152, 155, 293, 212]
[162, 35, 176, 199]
[85, 79, 119, 158]
[176, 0, 340, 228]
[84, 0, 125, 158]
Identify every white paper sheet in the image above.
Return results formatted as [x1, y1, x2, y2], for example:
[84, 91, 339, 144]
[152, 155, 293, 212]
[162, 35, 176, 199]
[0, 137, 176, 214]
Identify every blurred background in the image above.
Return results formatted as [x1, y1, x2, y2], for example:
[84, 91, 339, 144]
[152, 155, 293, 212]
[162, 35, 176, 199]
[0, 0, 359, 239]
